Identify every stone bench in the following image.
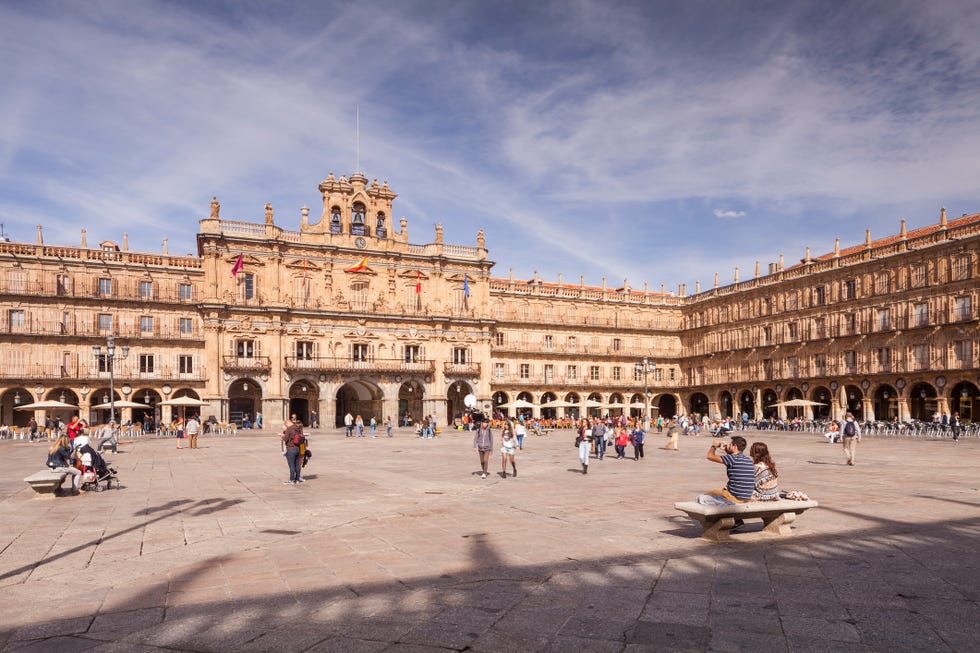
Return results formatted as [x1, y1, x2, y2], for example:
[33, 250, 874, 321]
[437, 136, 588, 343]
[674, 499, 819, 542]
[24, 469, 70, 496]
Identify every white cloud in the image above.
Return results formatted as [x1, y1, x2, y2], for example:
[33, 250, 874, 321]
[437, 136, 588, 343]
[713, 209, 746, 219]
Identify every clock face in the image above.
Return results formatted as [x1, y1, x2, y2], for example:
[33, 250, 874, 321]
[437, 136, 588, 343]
[355, 237, 366, 249]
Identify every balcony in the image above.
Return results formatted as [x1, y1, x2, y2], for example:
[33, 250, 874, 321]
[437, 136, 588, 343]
[444, 361, 481, 378]
[1, 361, 206, 382]
[222, 355, 272, 372]
[283, 356, 435, 375]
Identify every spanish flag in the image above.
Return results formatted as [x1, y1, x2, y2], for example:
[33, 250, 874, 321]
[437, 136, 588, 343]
[346, 256, 368, 272]
[415, 270, 421, 293]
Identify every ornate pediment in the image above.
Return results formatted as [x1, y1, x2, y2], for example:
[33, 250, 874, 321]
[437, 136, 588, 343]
[225, 317, 268, 334]
[226, 253, 263, 267]
[444, 327, 477, 343]
[284, 258, 322, 272]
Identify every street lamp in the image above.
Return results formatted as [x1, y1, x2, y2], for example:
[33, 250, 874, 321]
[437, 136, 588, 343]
[635, 357, 657, 430]
[92, 336, 129, 423]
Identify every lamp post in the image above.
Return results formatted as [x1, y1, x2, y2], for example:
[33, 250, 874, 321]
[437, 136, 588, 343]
[635, 357, 657, 430]
[92, 336, 129, 424]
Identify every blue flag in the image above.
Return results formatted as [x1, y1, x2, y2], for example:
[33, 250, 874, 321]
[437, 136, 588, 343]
[463, 274, 470, 298]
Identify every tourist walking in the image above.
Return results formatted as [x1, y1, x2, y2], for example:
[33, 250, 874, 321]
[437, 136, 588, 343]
[841, 412, 861, 465]
[514, 420, 526, 449]
[592, 419, 607, 460]
[614, 426, 629, 459]
[185, 415, 200, 449]
[577, 421, 591, 474]
[355, 414, 364, 436]
[663, 417, 680, 451]
[632, 426, 645, 460]
[473, 419, 493, 478]
[500, 422, 517, 478]
[385, 415, 393, 437]
[951, 412, 961, 442]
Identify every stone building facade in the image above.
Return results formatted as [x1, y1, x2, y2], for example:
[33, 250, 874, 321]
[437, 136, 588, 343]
[0, 172, 977, 429]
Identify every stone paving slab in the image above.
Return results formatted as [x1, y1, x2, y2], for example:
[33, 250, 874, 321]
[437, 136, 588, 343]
[0, 428, 978, 651]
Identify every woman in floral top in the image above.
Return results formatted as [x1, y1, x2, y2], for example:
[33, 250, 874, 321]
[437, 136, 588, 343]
[749, 442, 779, 501]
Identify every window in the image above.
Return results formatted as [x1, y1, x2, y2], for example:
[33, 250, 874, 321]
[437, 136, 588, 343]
[787, 322, 798, 340]
[589, 365, 600, 381]
[242, 273, 254, 300]
[179, 283, 192, 300]
[179, 355, 193, 374]
[669, 368, 675, 381]
[763, 297, 773, 315]
[877, 308, 890, 331]
[954, 340, 972, 366]
[330, 206, 342, 233]
[352, 343, 369, 362]
[98, 313, 113, 332]
[519, 363, 530, 379]
[913, 344, 929, 369]
[8, 270, 26, 292]
[404, 345, 420, 363]
[954, 296, 972, 321]
[179, 318, 193, 335]
[494, 363, 505, 379]
[844, 313, 856, 335]
[140, 316, 153, 333]
[814, 317, 826, 339]
[762, 359, 773, 380]
[376, 212, 387, 237]
[844, 279, 856, 300]
[139, 354, 154, 374]
[8, 309, 25, 330]
[495, 332, 505, 346]
[453, 347, 468, 364]
[763, 326, 772, 344]
[139, 281, 153, 299]
[952, 255, 970, 281]
[814, 353, 827, 376]
[786, 294, 798, 311]
[350, 281, 368, 312]
[612, 338, 621, 351]
[911, 265, 927, 288]
[57, 274, 71, 296]
[568, 336, 577, 352]
[844, 350, 857, 370]
[544, 335, 553, 351]
[296, 341, 314, 360]
[612, 366, 622, 381]
[875, 273, 890, 295]
[96, 354, 110, 373]
[787, 357, 799, 378]
[237, 340, 255, 358]
[98, 278, 112, 296]
[567, 365, 577, 380]
[875, 347, 891, 370]
[545, 364, 554, 381]
[813, 286, 826, 306]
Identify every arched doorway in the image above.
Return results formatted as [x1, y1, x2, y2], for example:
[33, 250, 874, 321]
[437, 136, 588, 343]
[229, 378, 261, 427]
[875, 384, 898, 421]
[91, 388, 121, 424]
[811, 386, 832, 419]
[688, 392, 709, 417]
[656, 393, 677, 419]
[516, 391, 534, 421]
[909, 383, 936, 421]
[844, 385, 863, 420]
[2, 387, 34, 427]
[289, 379, 318, 426]
[719, 391, 733, 419]
[397, 381, 423, 427]
[46, 388, 79, 423]
[492, 392, 509, 419]
[587, 392, 603, 419]
[135, 388, 161, 429]
[950, 381, 978, 422]
[539, 391, 558, 420]
[739, 390, 755, 420]
[607, 392, 626, 419]
[762, 389, 778, 419]
[336, 380, 384, 428]
[783, 387, 805, 419]
[447, 381, 474, 425]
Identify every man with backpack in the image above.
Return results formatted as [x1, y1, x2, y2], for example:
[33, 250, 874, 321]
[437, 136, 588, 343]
[841, 412, 861, 466]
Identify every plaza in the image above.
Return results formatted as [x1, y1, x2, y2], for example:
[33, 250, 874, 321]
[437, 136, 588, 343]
[1, 427, 978, 652]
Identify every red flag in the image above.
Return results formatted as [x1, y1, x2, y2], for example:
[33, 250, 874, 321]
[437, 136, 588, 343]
[231, 253, 244, 276]
[301, 258, 308, 286]
[415, 270, 421, 294]
[346, 256, 368, 272]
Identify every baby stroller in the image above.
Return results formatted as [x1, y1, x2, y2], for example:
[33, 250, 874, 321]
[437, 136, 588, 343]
[75, 437, 121, 491]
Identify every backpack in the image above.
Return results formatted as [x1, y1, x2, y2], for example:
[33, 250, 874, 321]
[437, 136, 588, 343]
[843, 421, 856, 437]
[291, 429, 306, 447]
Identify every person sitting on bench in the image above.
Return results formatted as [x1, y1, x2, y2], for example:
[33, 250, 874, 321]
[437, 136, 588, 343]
[46, 435, 82, 495]
[696, 435, 754, 506]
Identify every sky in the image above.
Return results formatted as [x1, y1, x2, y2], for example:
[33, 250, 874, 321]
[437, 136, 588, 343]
[2, 0, 980, 293]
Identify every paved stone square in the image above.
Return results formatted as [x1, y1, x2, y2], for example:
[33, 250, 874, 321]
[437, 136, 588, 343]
[1, 427, 978, 652]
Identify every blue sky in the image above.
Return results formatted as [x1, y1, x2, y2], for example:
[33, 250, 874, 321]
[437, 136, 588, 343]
[2, 0, 979, 292]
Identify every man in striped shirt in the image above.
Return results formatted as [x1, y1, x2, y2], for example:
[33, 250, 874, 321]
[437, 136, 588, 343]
[696, 435, 755, 506]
